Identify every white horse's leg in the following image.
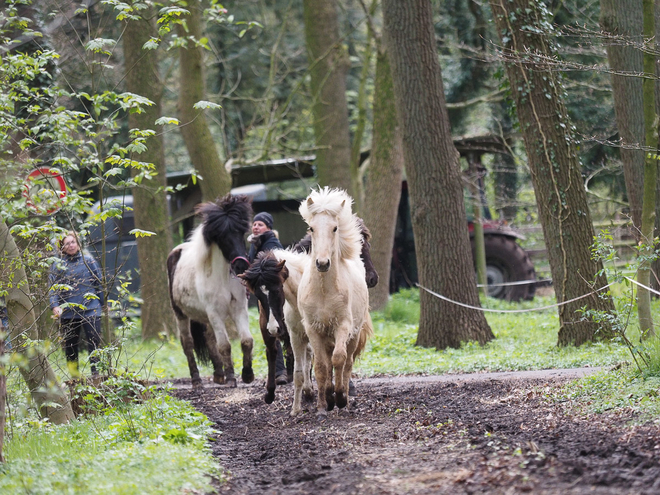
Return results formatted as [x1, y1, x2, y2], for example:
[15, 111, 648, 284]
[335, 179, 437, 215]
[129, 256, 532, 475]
[332, 321, 353, 409]
[290, 326, 311, 416]
[177, 317, 203, 390]
[229, 296, 254, 384]
[308, 330, 333, 417]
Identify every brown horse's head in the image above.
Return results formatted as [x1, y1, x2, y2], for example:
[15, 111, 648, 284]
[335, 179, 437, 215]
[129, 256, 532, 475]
[239, 252, 289, 338]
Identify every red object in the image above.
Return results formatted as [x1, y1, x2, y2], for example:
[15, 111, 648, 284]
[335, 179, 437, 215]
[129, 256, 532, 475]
[22, 167, 67, 215]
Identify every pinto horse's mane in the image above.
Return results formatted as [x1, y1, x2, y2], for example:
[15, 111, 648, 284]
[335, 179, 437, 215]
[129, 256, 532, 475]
[195, 194, 253, 247]
[298, 187, 362, 261]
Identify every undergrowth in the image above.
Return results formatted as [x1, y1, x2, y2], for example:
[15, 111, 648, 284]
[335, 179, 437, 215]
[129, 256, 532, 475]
[1, 391, 221, 494]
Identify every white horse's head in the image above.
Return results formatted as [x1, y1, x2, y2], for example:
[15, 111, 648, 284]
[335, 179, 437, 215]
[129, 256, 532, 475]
[299, 187, 361, 273]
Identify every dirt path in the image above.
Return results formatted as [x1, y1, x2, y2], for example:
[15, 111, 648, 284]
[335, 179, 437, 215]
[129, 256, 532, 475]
[173, 370, 660, 494]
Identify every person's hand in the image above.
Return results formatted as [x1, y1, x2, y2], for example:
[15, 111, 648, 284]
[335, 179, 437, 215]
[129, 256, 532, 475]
[52, 306, 62, 318]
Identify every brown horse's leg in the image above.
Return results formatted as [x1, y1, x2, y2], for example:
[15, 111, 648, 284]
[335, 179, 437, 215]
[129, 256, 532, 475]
[178, 318, 203, 390]
[259, 303, 278, 403]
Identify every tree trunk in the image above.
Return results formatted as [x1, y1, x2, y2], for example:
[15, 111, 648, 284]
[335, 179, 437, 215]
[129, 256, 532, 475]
[0, 338, 5, 462]
[123, 11, 177, 339]
[177, 0, 232, 202]
[362, 47, 404, 311]
[0, 218, 73, 424]
[302, 0, 353, 195]
[490, 0, 615, 346]
[382, 0, 494, 348]
[637, 0, 657, 338]
[600, 0, 645, 235]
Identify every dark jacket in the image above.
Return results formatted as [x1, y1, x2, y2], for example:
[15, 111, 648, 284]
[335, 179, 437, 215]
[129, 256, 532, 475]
[49, 251, 104, 319]
[248, 230, 283, 262]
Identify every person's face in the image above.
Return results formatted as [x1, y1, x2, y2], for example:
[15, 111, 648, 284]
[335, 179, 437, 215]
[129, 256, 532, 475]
[61, 235, 80, 256]
[252, 220, 270, 236]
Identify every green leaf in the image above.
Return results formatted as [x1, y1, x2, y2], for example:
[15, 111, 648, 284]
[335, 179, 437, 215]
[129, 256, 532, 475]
[193, 100, 221, 110]
[155, 116, 180, 126]
[143, 38, 160, 50]
[129, 229, 156, 238]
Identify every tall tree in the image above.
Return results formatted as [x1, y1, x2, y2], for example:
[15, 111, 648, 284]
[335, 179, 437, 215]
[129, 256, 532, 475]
[123, 8, 176, 339]
[600, 0, 645, 233]
[489, 0, 615, 345]
[381, 0, 494, 348]
[0, 219, 74, 424]
[637, 0, 657, 337]
[177, 0, 233, 201]
[362, 19, 404, 311]
[302, 0, 352, 195]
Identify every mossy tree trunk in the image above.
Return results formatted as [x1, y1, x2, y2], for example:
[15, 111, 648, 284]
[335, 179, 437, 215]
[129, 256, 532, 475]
[302, 0, 353, 195]
[362, 45, 404, 311]
[637, 0, 657, 338]
[600, 0, 645, 234]
[123, 11, 176, 339]
[177, 0, 233, 202]
[382, 0, 494, 348]
[0, 218, 74, 424]
[490, 0, 615, 346]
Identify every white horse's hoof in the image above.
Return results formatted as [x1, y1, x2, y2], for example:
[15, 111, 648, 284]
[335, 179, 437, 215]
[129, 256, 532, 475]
[227, 378, 238, 388]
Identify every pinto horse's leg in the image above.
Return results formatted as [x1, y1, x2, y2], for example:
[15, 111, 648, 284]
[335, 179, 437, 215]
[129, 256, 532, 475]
[178, 317, 203, 390]
[332, 321, 353, 410]
[207, 315, 236, 388]
[231, 294, 254, 384]
[200, 324, 226, 385]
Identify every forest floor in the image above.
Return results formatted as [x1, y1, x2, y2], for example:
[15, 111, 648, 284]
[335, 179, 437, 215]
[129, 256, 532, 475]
[172, 369, 660, 494]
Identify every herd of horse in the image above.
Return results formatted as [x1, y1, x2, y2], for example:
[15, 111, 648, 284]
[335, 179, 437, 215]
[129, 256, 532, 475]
[166, 188, 378, 418]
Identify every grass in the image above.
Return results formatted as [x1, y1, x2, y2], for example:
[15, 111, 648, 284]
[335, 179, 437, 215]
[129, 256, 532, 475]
[4, 285, 658, 493]
[1, 393, 221, 494]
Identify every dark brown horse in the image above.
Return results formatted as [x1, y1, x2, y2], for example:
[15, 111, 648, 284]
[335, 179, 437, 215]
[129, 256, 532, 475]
[167, 194, 254, 389]
[239, 252, 296, 404]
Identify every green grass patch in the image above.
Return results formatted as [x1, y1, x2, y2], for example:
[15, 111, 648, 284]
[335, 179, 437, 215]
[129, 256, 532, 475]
[356, 290, 631, 376]
[559, 366, 660, 421]
[1, 393, 221, 494]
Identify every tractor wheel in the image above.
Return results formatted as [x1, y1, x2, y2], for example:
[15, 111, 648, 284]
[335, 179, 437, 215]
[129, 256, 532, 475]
[473, 235, 536, 301]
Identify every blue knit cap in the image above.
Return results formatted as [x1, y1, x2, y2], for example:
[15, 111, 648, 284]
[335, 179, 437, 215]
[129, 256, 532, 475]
[253, 212, 274, 229]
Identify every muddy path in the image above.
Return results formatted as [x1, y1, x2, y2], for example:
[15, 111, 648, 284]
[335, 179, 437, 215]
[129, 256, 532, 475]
[173, 371, 660, 494]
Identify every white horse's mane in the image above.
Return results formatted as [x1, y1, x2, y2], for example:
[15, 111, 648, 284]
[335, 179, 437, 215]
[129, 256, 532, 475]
[298, 187, 362, 260]
[273, 248, 308, 275]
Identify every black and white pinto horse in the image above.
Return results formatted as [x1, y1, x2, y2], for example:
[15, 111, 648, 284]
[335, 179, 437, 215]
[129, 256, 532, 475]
[167, 194, 254, 389]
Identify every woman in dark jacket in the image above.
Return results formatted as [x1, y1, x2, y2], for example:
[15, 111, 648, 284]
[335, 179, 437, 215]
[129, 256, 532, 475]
[247, 212, 289, 385]
[49, 231, 104, 377]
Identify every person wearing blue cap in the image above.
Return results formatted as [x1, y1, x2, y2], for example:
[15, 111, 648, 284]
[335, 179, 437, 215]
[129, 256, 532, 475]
[247, 211, 290, 385]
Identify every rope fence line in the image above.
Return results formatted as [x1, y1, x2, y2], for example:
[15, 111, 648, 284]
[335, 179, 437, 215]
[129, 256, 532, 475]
[624, 277, 660, 297]
[476, 278, 551, 288]
[416, 281, 616, 314]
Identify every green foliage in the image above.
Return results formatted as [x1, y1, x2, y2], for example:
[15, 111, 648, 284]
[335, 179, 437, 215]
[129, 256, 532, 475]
[582, 230, 660, 373]
[1, 394, 220, 494]
[560, 366, 660, 420]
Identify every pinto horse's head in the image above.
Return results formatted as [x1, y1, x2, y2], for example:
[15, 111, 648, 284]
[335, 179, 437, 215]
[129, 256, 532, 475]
[197, 194, 253, 276]
[239, 252, 289, 338]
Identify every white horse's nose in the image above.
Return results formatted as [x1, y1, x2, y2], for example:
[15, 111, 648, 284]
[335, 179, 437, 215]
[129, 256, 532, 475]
[316, 258, 330, 272]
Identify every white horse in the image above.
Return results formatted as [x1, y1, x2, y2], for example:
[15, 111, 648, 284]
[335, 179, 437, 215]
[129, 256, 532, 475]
[167, 194, 254, 389]
[298, 187, 370, 417]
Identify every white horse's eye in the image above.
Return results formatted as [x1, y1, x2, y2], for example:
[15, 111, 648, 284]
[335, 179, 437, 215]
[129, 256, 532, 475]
[309, 227, 314, 233]
[333, 226, 337, 232]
